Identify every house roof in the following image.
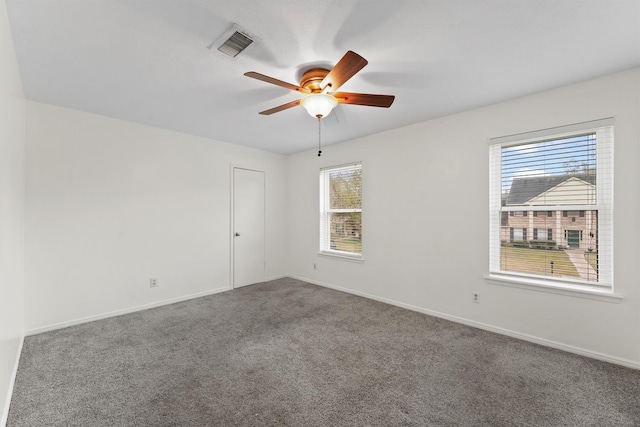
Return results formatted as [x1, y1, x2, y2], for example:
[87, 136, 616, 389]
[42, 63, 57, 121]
[507, 173, 596, 205]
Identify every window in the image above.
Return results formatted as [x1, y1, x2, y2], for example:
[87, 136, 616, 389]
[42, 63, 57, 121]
[533, 228, 553, 241]
[319, 163, 362, 259]
[510, 227, 527, 242]
[489, 118, 613, 289]
[501, 212, 509, 226]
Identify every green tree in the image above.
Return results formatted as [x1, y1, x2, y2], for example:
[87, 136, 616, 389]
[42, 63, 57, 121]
[329, 169, 361, 209]
[329, 169, 362, 249]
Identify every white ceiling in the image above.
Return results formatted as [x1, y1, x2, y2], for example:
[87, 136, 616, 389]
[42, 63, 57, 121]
[6, 0, 640, 154]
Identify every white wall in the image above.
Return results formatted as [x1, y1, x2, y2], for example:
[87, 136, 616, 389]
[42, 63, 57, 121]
[287, 67, 640, 367]
[24, 102, 287, 332]
[0, 0, 25, 424]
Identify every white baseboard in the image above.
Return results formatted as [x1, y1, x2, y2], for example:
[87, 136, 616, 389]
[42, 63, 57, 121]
[25, 286, 231, 336]
[265, 274, 287, 282]
[290, 275, 640, 371]
[1, 335, 24, 427]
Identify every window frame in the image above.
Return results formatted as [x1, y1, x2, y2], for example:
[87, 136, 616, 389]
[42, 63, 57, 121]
[487, 118, 614, 296]
[319, 162, 364, 262]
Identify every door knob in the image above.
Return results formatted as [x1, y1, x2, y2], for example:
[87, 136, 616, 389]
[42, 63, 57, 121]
[235, 232, 240, 236]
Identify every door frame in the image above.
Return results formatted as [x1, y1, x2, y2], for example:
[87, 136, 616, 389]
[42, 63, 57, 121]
[230, 165, 266, 289]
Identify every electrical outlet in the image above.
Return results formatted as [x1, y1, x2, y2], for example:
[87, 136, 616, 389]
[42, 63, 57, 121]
[472, 292, 480, 303]
[313, 263, 317, 270]
[150, 278, 157, 288]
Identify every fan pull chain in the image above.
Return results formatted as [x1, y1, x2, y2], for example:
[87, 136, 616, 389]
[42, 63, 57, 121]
[317, 116, 322, 157]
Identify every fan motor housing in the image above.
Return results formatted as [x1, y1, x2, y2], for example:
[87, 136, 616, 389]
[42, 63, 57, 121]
[300, 68, 330, 92]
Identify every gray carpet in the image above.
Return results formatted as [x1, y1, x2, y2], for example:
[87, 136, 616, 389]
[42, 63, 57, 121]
[8, 277, 640, 426]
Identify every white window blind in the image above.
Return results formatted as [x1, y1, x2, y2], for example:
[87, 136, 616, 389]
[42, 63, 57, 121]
[489, 118, 613, 288]
[319, 163, 362, 258]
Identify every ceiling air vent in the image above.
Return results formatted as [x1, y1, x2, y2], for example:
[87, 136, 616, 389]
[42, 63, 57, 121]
[213, 25, 254, 58]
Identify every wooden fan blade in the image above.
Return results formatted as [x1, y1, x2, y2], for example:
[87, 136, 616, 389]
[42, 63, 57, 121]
[320, 51, 368, 93]
[258, 99, 301, 115]
[244, 72, 310, 94]
[334, 92, 395, 108]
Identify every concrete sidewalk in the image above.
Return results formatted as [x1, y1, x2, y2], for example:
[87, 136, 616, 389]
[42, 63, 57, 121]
[564, 249, 598, 280]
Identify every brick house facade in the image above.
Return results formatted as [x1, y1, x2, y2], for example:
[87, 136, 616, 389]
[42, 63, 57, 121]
[501, 174, 597, 250]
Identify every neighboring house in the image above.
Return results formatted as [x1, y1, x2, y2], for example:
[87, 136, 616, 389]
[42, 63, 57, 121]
[332, 216, 361, 238]
[501, 174, 597, 250]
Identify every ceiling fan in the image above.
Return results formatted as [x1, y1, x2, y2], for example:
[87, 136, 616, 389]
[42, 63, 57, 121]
[244, 51, 395, 118]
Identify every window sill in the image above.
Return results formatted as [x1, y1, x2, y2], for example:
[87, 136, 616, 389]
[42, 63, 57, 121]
[484, 273, 623, 303]
[318, 251, 364, 263]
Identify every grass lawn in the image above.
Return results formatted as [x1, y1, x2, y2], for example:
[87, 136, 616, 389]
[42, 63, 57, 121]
[501, 247, 579, 277]
[584, 251, 598, 272]
[331, 236, 362, 253]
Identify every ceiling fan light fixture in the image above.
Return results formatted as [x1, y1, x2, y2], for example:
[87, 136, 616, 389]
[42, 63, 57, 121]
[301, 93, 338, 118]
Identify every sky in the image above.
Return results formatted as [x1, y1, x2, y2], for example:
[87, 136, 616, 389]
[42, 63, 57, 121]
[501, 133, 596, 193]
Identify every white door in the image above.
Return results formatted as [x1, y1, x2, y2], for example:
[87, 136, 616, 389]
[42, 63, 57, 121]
[233, 168, 265, 288]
